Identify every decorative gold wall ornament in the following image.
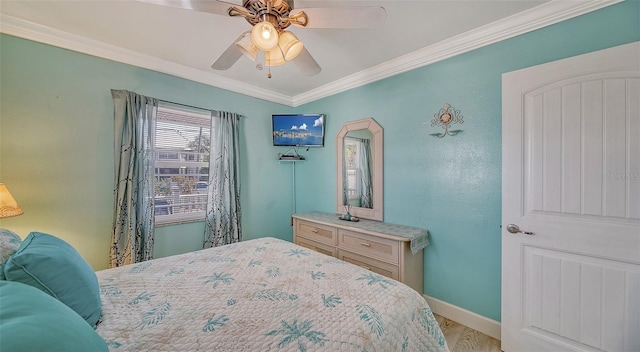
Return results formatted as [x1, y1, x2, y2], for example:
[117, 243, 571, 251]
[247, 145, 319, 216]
[430, 103, 463, 137]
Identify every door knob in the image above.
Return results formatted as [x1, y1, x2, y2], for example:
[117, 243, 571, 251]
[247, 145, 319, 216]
[506, 224, 534, 235]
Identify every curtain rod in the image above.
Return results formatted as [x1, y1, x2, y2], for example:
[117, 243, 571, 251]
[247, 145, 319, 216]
[158, 99, 210, 112]
[345, 136, 367, 142]
[158, 99, 244, 118]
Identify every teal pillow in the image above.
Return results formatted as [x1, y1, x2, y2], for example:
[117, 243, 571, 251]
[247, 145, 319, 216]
[0, 280, 108, 351]
[0, 228, 22, 280]
[3, 232, 102, 328]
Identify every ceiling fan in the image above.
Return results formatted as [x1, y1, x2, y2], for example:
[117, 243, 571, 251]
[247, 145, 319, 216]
[137, 0, 386, 77]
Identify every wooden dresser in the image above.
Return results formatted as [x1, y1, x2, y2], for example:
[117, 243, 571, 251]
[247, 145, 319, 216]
[292, 212, 428, 294]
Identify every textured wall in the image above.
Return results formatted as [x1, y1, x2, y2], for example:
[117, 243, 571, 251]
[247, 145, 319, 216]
[0, 35, 294, 269]
[293, 2, 639, 321]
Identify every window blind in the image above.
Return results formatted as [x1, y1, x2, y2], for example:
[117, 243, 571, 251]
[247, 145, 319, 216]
[154, 104, 211, 225]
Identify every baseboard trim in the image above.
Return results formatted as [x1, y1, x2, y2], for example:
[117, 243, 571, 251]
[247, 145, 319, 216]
[424, 295, 501, 340]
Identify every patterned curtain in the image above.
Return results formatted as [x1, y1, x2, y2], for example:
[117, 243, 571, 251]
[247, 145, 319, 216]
[203, 111, 242, 248]
[110, 89, 157, 267]
[359, 139, 373, 209]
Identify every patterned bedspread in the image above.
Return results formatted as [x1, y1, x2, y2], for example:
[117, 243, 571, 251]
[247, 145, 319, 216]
[96, 237, 448, 352]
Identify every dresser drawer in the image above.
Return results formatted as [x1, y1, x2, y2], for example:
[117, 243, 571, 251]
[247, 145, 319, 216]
[295, 219, 337, 245]
[296, 237, 337, 258]
[338, 249, 399, 281]
[339, 229, 399, 264]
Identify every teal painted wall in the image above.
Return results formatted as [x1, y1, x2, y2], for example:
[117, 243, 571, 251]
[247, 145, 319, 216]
[0, 34, 297, 269]
[293, 2, 639, 322]
[0, 1, 637, 323]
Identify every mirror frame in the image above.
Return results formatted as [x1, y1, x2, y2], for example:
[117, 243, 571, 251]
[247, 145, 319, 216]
[336, 117, 384, 221]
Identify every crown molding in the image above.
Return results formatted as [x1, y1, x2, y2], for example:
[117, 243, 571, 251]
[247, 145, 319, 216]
[0, 14, 294, 106]
[291, 0, 622, 106]
[1, 0, 622, 108]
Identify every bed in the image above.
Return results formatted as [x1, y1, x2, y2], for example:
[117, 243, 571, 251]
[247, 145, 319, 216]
[0, 229, 447, 351]
[95, 237, 448, 351]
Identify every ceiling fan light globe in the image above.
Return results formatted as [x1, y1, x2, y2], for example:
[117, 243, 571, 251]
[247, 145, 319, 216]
[278, 31, 304, 61]
[265, 47, 286, 67]
[251, 21, 279, 51]
[235, 33, 258, 61]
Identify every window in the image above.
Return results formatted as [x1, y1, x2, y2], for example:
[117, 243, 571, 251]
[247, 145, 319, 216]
[154, 104, 211, 225]
[344, 138, 362, 205]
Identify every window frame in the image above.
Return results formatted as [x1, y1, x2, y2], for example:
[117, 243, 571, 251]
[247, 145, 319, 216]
[344, 137, 362, 202]
[153, 104, 212, 226]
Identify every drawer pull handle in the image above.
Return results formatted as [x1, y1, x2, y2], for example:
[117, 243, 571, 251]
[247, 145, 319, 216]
[360, 242, 371, 247]
[311, 229, 318, 233]
[360, 265, 371, 270]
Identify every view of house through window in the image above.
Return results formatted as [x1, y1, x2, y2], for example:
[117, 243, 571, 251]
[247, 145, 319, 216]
[344, 138, 362, 206]
[154, 104, 211, 225]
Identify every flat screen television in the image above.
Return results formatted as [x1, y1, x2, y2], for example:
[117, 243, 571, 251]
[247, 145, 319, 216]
[272, 113, 325, 147]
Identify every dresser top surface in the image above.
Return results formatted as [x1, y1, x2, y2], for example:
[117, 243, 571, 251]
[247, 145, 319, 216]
[292, 212, 429, 253]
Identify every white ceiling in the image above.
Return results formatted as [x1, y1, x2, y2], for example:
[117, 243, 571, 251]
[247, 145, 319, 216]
[0, 0, 620, 106]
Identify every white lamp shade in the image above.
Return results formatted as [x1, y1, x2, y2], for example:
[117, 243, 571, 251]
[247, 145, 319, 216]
[251, 21, 279, 51]
[0, 183, 23, 218]
[278, 31, 304, 61]
[235, 32, 258, 61]
[265, 47, 286, 67]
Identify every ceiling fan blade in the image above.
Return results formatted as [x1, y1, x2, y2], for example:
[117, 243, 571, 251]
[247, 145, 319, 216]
[293, 48, 321, 76]
[136, 0, 235, 16]
[291, 7, 386, 29]
[211, 31, 248, 70]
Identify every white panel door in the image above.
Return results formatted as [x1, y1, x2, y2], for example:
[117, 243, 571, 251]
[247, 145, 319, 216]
[502, 42, 640, 352]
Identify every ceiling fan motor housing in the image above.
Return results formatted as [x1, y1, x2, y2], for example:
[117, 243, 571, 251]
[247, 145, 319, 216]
[242, 0, 295, 31]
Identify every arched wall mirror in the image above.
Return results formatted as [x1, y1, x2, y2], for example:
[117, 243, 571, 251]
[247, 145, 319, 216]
[336, 118, 383, 221]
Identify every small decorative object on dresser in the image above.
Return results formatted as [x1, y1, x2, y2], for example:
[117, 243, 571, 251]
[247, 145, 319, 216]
[292, 211, 428, 293]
